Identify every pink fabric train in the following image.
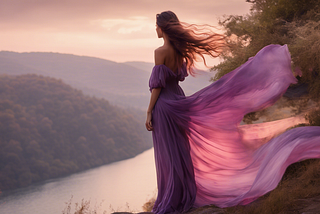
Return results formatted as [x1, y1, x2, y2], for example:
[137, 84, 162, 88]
[149, 44, 320, 213]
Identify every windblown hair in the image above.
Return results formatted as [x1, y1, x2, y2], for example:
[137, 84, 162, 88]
[156, 11, 226, 75]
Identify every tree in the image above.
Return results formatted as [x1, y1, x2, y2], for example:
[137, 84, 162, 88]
[0, 74, 152, 191]
[214, 0, 320, 123]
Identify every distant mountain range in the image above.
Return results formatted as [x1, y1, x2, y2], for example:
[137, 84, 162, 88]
[0, 51, 216, 191]
[0, 51, 215, 110]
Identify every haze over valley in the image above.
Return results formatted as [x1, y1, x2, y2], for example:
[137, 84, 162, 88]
[0, 51, 214, 110]
[0, 51, 214, 192]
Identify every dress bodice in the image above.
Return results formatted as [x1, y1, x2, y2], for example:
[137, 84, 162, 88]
[149, 64, 188, 99]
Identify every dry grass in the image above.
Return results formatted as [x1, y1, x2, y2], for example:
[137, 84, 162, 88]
[62, 160, 320, 214]
[62, 196, 107, 214]
[143, 159, 320, 214]
[224, 159, 320, 214]
[62, 197, 139, 214]
[142, 197, 156, 212]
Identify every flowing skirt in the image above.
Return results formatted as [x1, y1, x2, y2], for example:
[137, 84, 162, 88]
[151, 45, 320, 212]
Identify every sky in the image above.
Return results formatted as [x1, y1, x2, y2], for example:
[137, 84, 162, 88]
[0, 0, 251, 67]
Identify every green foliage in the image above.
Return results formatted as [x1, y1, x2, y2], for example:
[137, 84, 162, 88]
[214, 0, 320, 124]
[289, 20, 320, 100]
[215, 0, 320, 87]
[0, 74, 151, 191]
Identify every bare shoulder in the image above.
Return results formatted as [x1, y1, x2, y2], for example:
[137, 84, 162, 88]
[154, 46, 169, 65]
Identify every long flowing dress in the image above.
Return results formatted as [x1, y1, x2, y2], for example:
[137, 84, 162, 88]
[149, 44, 320, 214]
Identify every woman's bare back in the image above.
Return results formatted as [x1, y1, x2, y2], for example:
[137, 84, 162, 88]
[155, 44, 180, 73]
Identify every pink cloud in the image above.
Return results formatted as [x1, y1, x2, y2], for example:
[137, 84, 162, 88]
[0, 0, 251, 63]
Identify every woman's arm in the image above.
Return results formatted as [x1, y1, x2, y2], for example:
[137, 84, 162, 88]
[146, 88, 161, 131]
[145, 48, 166, 131]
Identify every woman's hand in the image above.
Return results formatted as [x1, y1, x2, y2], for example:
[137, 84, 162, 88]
[146, 111, 153, 131]
[146, 88, 161, 132]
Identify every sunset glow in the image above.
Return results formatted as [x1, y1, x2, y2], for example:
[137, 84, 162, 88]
[0, 0, 251, 64]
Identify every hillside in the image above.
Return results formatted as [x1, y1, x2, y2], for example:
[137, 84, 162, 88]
[0, 52, 215, 109]
[0, 74, 151, 191]
[0, 51, 150, 109]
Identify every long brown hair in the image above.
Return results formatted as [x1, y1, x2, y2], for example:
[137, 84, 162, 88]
[156, 11, 226, 75]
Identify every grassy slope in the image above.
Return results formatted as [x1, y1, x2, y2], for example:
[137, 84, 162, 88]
[188, 159, 320, 214]
[137, 159, 320, 214]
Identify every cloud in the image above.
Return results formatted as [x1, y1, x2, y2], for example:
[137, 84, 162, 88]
[0, 0, 250, 28]
[94, 16, 154, 34]
[0, 0, 251, 62]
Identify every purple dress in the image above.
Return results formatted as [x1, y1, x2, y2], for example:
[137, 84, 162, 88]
[149, 44, 320, 213]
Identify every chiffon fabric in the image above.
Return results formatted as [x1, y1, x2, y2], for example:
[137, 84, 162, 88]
[149, 44, 320, 213]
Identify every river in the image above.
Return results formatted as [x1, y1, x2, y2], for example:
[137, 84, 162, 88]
[0, 148, 157, 214]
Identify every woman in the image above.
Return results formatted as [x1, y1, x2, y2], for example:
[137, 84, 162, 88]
[146, 11, 320, 214]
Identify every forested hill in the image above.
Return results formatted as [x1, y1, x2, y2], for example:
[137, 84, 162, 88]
[0, 51, 214, 110]
[0, 74, 151, 191]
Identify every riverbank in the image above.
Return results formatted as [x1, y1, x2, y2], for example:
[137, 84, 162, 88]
[0, 149, 157, 214]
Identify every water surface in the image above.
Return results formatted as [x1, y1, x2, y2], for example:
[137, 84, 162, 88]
[0, 148, 156, 214]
